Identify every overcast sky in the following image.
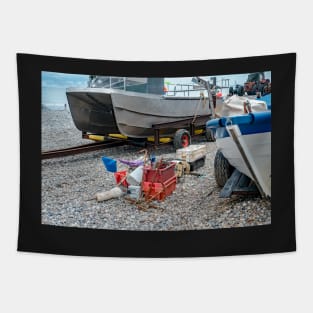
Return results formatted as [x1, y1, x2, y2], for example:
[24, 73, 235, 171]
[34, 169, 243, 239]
[42, 71, 271, 89]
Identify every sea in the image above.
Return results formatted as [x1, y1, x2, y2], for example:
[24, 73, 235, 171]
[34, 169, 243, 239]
[42, 71, 271, 109]
[42, 86, 69, 110]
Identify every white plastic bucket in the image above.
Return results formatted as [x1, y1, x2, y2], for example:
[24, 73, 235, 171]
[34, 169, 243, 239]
[127, 166, 143, 186]
[128, 185, 141, 200]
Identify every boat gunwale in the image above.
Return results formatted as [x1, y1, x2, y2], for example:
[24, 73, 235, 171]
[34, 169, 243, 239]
[66, 87, 207, 101]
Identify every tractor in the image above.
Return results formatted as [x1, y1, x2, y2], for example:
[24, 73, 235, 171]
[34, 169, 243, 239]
[244, 72, 270, 96]
[228, 72, 270, 96]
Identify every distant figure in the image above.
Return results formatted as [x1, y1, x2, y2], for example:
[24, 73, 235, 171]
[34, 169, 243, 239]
[64, 103, 67, 110]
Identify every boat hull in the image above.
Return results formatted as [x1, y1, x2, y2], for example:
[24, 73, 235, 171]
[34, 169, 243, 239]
[207, 111, 271, 197]
[111, 92, 211, 137]
[66, 89, 119, 135]
[67, 88, 212, 138]
[216, 131, 271, 197]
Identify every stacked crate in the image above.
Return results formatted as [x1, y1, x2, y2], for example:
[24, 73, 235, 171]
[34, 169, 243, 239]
[141, 162, 177, 201]
[175, 144, 207, 171]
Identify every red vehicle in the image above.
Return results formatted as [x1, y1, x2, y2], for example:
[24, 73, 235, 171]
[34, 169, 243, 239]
[229, 73, 271, 97]
[244, 72, 270, 96]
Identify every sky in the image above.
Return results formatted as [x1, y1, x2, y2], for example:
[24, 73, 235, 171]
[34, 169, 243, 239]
[42, 71, 271, 89]
[41, 71, 271, 107]
[41, 72, 89, 88]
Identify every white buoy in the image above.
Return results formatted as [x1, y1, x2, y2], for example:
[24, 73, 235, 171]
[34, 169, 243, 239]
[96, 187, 123, 202]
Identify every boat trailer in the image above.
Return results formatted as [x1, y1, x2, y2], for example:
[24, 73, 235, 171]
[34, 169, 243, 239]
[82, 113, 214, 149]
[219, 169, 259, 198]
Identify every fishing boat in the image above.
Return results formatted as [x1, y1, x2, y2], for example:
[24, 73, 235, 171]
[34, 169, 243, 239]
[66, 76, 214, 138]
[207, 105, 271, 198]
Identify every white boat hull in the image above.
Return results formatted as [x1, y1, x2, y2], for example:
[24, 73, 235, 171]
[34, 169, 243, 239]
[216, 129, 271, 197]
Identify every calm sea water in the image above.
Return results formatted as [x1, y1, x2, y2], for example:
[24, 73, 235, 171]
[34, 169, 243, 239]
[42, 86, 68, 109]
[42, 72, 271, 108]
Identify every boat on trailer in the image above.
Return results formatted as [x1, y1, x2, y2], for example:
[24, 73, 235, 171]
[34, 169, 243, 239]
[207, 103, 271, 198]
[66, 76, 214, 139]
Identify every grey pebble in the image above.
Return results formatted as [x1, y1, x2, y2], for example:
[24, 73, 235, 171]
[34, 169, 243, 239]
[41, 109, 271, 231]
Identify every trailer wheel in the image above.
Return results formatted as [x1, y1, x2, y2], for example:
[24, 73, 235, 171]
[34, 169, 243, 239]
[229, 87, 234, 96]
[214, 150, 234, 187]
[205, 128, 215, 142]
[174, 129, 191, 149]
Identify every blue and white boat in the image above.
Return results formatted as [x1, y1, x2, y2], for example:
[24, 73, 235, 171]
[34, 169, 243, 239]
[207, 106, 271, 198]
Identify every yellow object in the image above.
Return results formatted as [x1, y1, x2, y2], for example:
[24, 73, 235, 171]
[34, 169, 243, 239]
[160, 138, 172, 143]
[194, 129, 204, 135]
[89, 133, 174, 143]
[147, 136, 172, 143]
[172, 160, 190, 178]
[108, 133, 128, 139]
[88, 135, 105, 141]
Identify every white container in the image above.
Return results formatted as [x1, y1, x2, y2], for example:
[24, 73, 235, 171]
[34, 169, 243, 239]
[127, 165, 143, 186]
[128, 185, 141, 200]
[176, 144, 207, 163]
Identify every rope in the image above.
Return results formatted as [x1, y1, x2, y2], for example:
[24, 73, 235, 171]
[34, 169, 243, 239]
[192, 92, 206, 124]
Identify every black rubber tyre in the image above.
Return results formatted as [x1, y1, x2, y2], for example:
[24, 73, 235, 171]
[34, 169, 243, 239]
[214, 150, 234, 187]
[205, 128, 215, 142]
[173, 129, 191, 149]
[229, 87, 234, 96]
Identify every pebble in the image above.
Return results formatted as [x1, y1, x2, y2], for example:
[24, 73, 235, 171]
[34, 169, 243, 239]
[41, 109, 271, 230]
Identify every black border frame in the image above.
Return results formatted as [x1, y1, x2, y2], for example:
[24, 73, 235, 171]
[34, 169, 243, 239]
[17, 53, 296, 257]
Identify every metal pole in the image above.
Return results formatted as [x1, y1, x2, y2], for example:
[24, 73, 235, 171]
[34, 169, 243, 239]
[194, 77, 215, 118]
[227, 126, 266, 198]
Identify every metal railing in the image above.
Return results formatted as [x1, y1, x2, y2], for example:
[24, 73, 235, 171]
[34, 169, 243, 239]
[89, 76, 145, 90]
[165, 83, 207, 97]
[89, 76, 212, 97]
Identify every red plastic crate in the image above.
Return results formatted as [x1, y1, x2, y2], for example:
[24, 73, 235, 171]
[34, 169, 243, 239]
[142, 175, 177, 201]
[114, 170, 129, 187]
[143, 162, 176, 183]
